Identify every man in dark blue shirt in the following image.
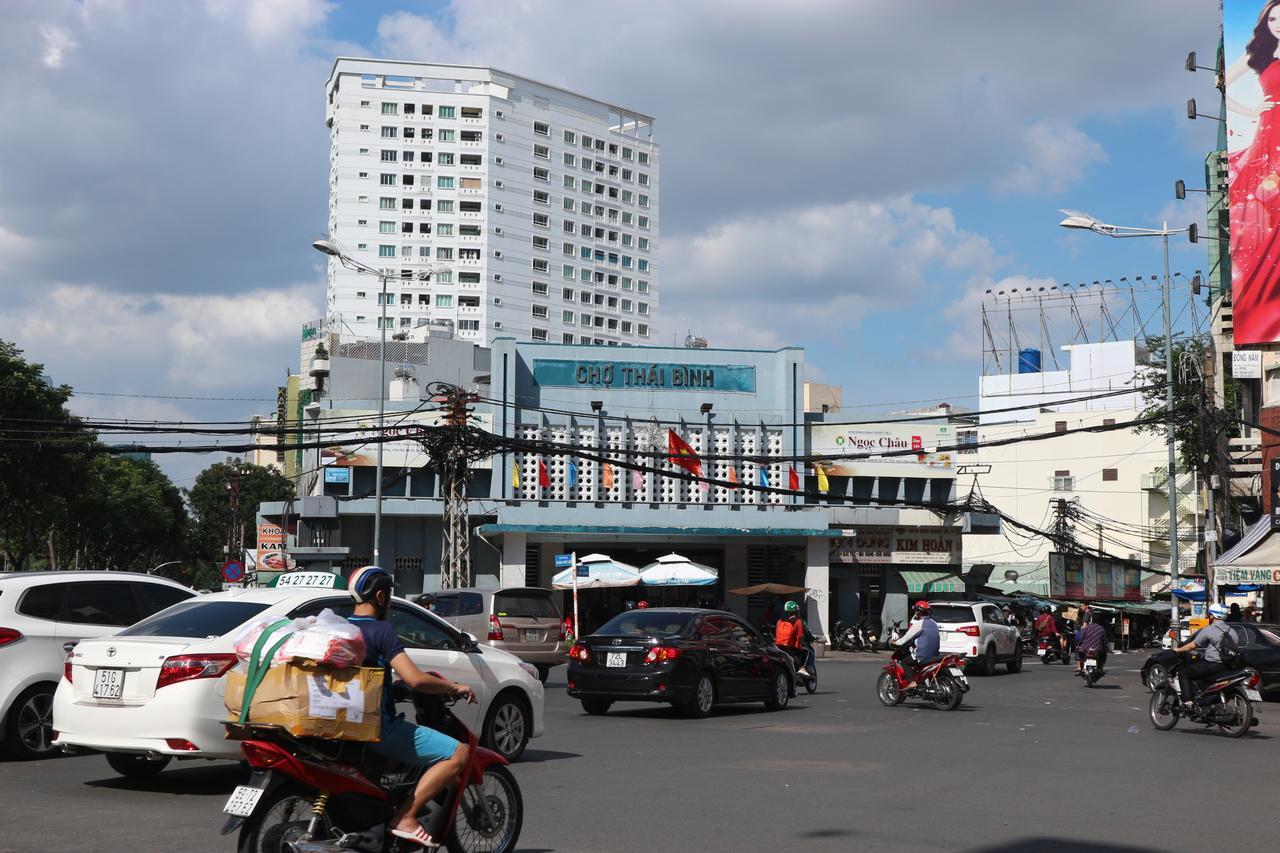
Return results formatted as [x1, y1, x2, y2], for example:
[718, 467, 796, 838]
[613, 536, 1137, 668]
[348, 566, 475, 849]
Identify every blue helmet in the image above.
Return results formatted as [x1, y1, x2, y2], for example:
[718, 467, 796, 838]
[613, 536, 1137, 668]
[349, 565, 393, 604]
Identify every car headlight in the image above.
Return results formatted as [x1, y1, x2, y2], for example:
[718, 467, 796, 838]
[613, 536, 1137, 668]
[518, 662, 539, 680]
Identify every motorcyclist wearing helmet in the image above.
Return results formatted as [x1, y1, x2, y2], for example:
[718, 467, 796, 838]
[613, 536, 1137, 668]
[894, 601, 940, 691]
[774, 599, 815, 676]
[346, 566, 476, 849]
[1034, 605, 1058, 646]
[1172, 608, 1239, 700]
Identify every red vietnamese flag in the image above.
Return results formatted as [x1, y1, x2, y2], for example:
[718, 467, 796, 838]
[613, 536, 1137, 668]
[788, 466, 800, 491]
[667, 429, 703, 477]
[538, 460, 551, 488]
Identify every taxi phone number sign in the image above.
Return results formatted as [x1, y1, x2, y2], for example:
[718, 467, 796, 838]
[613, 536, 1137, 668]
[267, 571, 348, 590]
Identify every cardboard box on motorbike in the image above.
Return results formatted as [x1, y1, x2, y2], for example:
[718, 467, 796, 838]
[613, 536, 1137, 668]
[224, 612, 382, 742]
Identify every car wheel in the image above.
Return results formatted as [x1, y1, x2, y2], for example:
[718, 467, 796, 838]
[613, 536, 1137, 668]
[679, 674, 715, 718]
[764, 670, 790, 711]
[981, 645, 997, 676]
[1145, 663, 1167, 692]
[3, 684, 57, 760]
[482, 693, 530, 762]
[105, 752, 172, 779]
[580, 698, 612, 716]
[1006, 645, 1023, 674]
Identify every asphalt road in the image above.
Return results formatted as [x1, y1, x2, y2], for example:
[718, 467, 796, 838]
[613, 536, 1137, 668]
[2, 651, 1275, 853]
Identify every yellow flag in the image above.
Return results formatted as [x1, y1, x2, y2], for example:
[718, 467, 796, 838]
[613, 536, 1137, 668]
[511, 461, 522, 489]
[815, 464, 829, 494]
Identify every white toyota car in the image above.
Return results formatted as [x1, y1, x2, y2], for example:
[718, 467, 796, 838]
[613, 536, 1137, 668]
[53, 584, 544, 778]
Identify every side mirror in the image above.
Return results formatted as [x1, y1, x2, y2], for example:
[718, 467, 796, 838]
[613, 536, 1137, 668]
[462, 631, 481, 652]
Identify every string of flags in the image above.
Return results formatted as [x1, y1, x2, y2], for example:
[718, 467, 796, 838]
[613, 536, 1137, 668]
[508, 429, 833, 496]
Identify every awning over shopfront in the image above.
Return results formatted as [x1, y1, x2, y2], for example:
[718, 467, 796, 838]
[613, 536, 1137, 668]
[1216, 517, 1272, 565]
[900, 570, 965, 594]
[1214, 517, 1280, 586]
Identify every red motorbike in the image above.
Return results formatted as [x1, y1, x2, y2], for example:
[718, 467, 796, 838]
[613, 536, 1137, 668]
[221, 689, 522, 853]
[877, 646, 969, 711]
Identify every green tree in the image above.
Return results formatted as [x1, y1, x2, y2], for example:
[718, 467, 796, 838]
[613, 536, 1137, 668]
[1137, 336, 1240, 475]
[185, 459, 295, 584]
[0, 339, 93, 569]
[52, 456, 188, 572]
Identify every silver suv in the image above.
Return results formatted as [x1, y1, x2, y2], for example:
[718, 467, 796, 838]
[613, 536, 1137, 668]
[932, 601, 1023, 676]
[0, 571, 194, 759]
[421, 587, 565, 682]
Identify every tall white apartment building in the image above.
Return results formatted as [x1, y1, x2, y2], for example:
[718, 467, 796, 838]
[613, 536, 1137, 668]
[323, 59, 660, 346]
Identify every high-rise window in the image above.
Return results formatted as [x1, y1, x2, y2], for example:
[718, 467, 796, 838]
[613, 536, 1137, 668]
[378, 245, 395, 257]
[381, 102, 398, 115]
[533, 121, 550, 136]
[381, 126, 397, 138]
[380, 197, 395, 209]
[379, 221, 395, 233]
[437, 177, 455, 189]
[438, 106, 456, 119]
[380, 174, 396, 186]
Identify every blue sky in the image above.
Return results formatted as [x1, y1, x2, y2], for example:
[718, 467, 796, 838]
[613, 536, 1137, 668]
[0, 0, 1223, 481]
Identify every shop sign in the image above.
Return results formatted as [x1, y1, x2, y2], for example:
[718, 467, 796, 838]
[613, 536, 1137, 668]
[532, 359, 757, 392]
[810, 423, 954, 479]
[830, 526, 960, 565]
[1232, 350, 1262, 379]
[1216, 567, 1280, 585]
[256, 523, 293, 572]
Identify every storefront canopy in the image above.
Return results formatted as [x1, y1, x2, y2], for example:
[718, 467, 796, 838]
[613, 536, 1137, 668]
[1215, 516, 1272, 566]
[901, 570, 965, 594]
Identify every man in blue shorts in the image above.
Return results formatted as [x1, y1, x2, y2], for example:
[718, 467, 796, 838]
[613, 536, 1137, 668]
[347, 566, 476, 848]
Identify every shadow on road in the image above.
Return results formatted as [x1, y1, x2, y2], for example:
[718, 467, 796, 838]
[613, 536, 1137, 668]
[801, 828, 854, 840]
[965, 838, 1158, 853]
[518, 749, 581, 763]
[85, 762, 246, 795]
[601, 703, 809, 720]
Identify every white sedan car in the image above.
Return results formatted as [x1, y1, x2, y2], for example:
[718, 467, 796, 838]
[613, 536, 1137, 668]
[53, 586, 544, 777]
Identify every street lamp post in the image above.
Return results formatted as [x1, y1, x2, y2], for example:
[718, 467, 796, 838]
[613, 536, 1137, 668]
[312, 240, 394, 568]
[1058, 210, 1192, 599]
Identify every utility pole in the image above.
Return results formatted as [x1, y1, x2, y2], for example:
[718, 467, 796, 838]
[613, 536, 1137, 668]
[435, 384, 480, 590]
[1052, 498, 1076, 552]
[226, 463, 242, 566]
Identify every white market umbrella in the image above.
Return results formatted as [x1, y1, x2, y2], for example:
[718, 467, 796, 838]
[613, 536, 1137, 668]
[639, 553, 719, 587]
[551, 553, 641, 589]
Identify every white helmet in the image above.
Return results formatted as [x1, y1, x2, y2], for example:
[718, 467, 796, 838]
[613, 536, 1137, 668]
[349, 565, 393, 604]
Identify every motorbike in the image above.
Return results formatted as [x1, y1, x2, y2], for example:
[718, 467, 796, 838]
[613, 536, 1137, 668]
[1148, 656, 1262, 739]
[876, 646, 969, 711]
[1036, 635, 1070, 665]
[884, 621, 906, 647]
[832, 621, 859, 652]
[221, 689, 522, 853]
[780, 644, 818, 694]
[1079, 649, 1105, 687]
[856, 619, 880, 652]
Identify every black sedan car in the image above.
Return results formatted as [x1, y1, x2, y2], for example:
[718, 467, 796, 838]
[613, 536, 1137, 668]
[1140, 623, 1280, 697]
[567, 608, 797, 717]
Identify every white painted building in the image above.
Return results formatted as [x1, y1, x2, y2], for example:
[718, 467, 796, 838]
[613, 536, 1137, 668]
[963, 341, 1201, 593]
[323, 59, 660, 347]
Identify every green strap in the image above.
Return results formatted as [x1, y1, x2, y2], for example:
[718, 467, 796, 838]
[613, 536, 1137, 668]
[238, 619, 295, 724]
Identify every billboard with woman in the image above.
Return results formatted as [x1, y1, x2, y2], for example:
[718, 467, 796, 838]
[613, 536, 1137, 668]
[1227, 1, 1280, 344]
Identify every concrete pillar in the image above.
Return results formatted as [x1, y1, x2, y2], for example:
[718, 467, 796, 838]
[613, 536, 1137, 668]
[723, 542, 750, 619]
[804, 537, 830, 642]
[499, 532, 527, 588]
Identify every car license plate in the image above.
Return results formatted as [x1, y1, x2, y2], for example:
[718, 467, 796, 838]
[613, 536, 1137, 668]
[1245, 688, 1262, 702]
[523, 629, 539, 642]
[92, 669, 124, 700]
[1036, 648, 1046, 656]
[606, 652, 627, 668]
[223, 785, 265, 817]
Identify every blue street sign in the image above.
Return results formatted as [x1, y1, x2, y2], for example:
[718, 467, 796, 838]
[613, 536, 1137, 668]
[554, 554, 574, 568]
[576, 565, 589, 578]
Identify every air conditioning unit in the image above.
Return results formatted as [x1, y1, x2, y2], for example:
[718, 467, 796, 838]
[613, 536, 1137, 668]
[493, 274, 502, 281]
[494, 250, 503, 258]
[495, 180, 504, 188]
[495, 110, 504, 119]
[493, 297, 502, 305]
[495, 133, 504, 142]
[494, 227, 503, 235]
[494, 203, 503, 212]
[494, 157, 503, 165]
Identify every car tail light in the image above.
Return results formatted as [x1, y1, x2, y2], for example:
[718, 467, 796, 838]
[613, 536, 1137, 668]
[64, 655, 74, 684]
[955, 625, 981, 637]
[487, 614, 505, 641]
[643, 647, 681, 665]
[1248, 673, 1261, 689]
[568, 643, 590, 662]
[155, 654, 238, 689]
[165, 738, 199, 751]
[241, 741, 287, 769]
[0, 627, 22, 647]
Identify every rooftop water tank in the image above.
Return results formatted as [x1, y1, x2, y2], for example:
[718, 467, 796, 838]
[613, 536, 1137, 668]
[1017, 348, 1042, 374]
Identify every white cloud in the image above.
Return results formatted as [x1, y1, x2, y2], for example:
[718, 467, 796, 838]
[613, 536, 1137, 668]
[39, 24, 76, 68]
[244, 0, 333, 45]
[996, 120, 1108, 195]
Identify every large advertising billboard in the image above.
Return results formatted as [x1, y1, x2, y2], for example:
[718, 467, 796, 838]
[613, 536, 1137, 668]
[1048, 553, 1143, 601]
[316, 409, 493, 470]
[1226, 1, 1280, 344]
[809, 423, 954, 479]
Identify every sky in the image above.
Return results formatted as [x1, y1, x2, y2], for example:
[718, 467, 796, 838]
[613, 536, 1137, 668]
[0, 0, 1225, 485]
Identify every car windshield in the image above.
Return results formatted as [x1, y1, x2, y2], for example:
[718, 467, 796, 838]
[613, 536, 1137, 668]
[930, 605, 978, 624]
[117, 600, 271, 639]
[494, 591, 559, 619]
[596, 611, 694, 638]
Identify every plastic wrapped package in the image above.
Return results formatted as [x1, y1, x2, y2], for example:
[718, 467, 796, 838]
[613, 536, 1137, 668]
[233, 609, 366, 669]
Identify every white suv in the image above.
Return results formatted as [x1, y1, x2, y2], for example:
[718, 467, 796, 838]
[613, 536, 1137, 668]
[0, 571, 195, 759]
[931, 601, 1023, 675]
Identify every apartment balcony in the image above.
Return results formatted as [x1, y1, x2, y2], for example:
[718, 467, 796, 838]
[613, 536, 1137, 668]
[1229, 435, 1263, 498]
